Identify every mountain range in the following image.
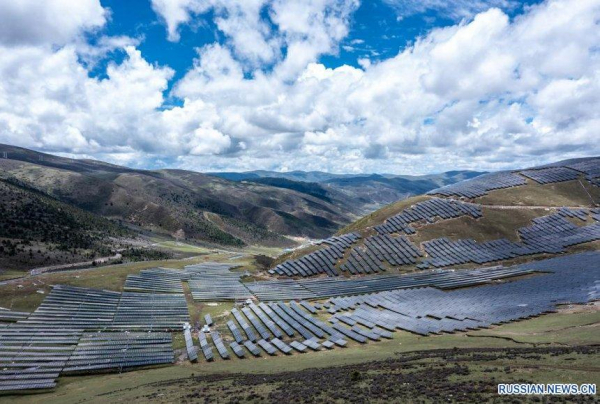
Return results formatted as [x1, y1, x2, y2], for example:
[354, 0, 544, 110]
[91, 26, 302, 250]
[0, 144, 480, 270]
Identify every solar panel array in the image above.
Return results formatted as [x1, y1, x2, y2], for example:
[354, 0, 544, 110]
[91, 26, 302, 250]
[422, 211, 600, 267]
[374, 198, 482, 235]
[63, 332, 173, 373]
[270, 233, 361, 277]
[428, 171, 527, 198]
[189, 273, 253, 301]
[0, 327, 81, 392]
[5, 251, 596, 391]
[423, 237, 527, 267]
[518, 213, 600, 254]
[520, 167, 580, 184]
[245, 263, 537, 301]
[328, 252, 599, 336]
[224, 267, 594, 348]
[112, 292, 189, 331]
[564, 158, 600, 184]
[19, 285, 120, 330]
[17, 285, 189, 332]
[124, 270, 184, 293]
[341, 235, 421, 274]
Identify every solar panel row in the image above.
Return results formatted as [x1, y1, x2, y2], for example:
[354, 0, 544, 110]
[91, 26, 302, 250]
[341, 235, 421, 274]
[63, 332, 173, 373]
[428, 171, 527, 198]
[183, 323, 198, 362]
[112, 292, 189, 331]
[210, 331, 230, 359]
[423, 212, 600, 267]
[198, 332, 214, 361]
[374, 198, 482, 235]
[270, 233, 361, 276]
[0, 309, 30, 322]
[124, 271, 184, 293]
[520, 166, 580, 184]
[328, 252, 599, 336]
[245, 262, 539, 300]
[0, 327, 81, 392]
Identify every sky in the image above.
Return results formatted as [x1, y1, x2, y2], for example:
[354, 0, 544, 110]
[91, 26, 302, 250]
[0, 0, 598, 175]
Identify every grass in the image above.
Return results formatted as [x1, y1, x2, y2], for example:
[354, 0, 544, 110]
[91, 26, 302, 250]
[0, 270, 26, 282]
[410, 207, 548, 244]
[468, 304, 600, 346]
[475, 178, 600, 207]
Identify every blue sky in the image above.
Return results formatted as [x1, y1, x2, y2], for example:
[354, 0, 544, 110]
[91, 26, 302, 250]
[0, 0, 597, 174]
[97, 0, 542, 83]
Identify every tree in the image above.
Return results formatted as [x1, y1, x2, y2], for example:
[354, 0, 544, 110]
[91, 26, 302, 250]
[173, 228, 185, 242]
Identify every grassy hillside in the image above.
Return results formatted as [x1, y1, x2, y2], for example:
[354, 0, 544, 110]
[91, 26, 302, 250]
[0, 144, 356, 250]
[277, 160, 600, 275]
[475, 177, 600, 206]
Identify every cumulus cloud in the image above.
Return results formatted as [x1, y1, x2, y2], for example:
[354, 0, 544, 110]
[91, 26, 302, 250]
[0, 0, 599, 174]
[0, 0, 107, 46]
[151, 0, 358, 73]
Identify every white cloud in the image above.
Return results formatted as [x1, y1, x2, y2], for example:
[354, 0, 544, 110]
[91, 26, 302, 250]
[161, 0, 600, 172]
[0, 0, 107, 46]
[151, 0, 358, 74]
[382, 0, 517, 20]
[0, 0, 599, 175]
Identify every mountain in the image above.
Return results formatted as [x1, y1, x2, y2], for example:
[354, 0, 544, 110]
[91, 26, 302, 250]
[0, 144, 356, 262]
[272, 157, 600, 275]
[210, 170, 486, 214]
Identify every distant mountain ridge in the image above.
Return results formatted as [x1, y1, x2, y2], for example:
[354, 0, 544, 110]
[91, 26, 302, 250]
[210, 169, 486, 214]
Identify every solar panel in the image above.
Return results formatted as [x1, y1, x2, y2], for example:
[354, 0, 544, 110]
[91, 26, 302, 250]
[428, 171, 526, 198]
[374, 198, 482, 235]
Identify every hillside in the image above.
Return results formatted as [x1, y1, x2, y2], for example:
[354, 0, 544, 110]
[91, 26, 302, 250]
[0, 178, 131, 271]
[0, 144, 356, 259]
[271, 157, 600, 277]
[210, 170, 485, 214]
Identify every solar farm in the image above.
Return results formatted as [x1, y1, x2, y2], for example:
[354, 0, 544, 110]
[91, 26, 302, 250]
[1, 158, 598, 398]
[1, 248, 598, 394]
[270, 158, 600, 277]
